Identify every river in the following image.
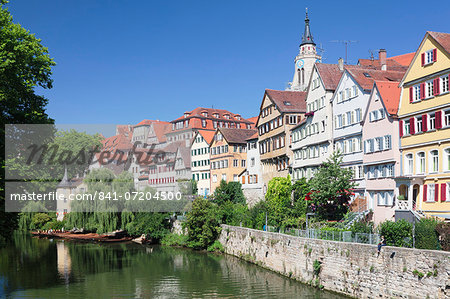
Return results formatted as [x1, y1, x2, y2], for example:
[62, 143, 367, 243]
[0, 233, 346, 298]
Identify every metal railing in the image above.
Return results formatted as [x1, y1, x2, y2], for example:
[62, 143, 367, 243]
[265, 226, 380, 245]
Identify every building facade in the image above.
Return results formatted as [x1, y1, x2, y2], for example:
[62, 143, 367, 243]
[291, 62, 343, 180]
[210, 128, 256, 193]
[332, 67, 405, 197]
[239, 133, 264, 206]
[191, 130, 214, 196]
[397, 31, 450, 219]
[362, 81, 402, 224]
[257, 89, 306, 192]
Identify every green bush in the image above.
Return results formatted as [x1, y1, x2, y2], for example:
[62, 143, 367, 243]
[415, 218, 441, 250]
[125, 212, 170, 241]
[31, 213, 52, 229]
[379, 219, 412, 247]
[207, 240, 225, 253]
[246, 201, 268, 229]
[218, 201, 249, 226]
[160, 233, 188, 247]
[351, 221, 373, 236]
[213, 180, 245, 206]
[184, 198, 221, 249]
[42, 220, 65, 231]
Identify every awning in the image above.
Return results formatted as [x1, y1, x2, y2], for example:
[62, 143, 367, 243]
[430, 214, 450, 220]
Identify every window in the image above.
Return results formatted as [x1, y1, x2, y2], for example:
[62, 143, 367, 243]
[426, 80, 434, 98]
[428, 184, 435, 202]
[416, 116, 423, 132]
[445, 110, 450, 127]
[233, 159, 238, 167]
[405, 153, 413, 175]
[429, 113, 436, 130]
[417, 152, 426, 174]
[404, 120, 410, 135]
[222, 174, 227, 181]
[375, 137, 383, 152]
[384, 135, 391, 150]
[387, 164, 394, 177]
[425, 49, 434, 65]
[352, 86, 358, 97]
[251, 158, 255, 167]
[441, 75, 449, 93]
[212, 174, 217, 183]
[241, 160, 246, 167]
[430, 150, 439, 173]
[356, 109, 362, 122]
[202, 119, 207, 128]
[413, 84, 421, 102]
[445, 148, 450, 172]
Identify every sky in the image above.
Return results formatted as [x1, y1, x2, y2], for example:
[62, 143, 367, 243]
[7, 0, 450, 125]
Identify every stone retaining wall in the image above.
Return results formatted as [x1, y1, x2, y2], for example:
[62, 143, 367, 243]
[219, 224, 450, 299]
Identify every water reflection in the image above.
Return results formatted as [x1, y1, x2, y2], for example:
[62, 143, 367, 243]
[0, 234, 345, 298]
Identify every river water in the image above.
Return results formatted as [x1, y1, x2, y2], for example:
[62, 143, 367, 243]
[0, 234, 346, 298]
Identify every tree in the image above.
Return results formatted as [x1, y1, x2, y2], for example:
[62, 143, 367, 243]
[379, 219, 412, 248]
[184, 198, 220, 249]
[213, 180, 245, 206]
[265, 177, 292, 226]
[291, 177, 311, 217]
[0, 0, 56, 244]
[308, 152, 356, 221]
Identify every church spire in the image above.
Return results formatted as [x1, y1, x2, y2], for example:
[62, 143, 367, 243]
[300, 8, 315, 46]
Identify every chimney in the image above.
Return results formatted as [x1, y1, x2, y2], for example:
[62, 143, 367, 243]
[338, 58, 344, 71]
[379, 49, 387, 71]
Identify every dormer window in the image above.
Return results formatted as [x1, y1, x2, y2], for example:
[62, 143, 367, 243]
[284, 101, 292, 106]
[235, 115, 241, 120]
[224, 114, 230, 119]
[213, 113, 219, 118]
[202, 111, 208, 117]
[184, 112, 190, 118]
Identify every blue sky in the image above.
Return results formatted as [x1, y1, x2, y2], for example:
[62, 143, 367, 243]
[7, 0, 450, 125]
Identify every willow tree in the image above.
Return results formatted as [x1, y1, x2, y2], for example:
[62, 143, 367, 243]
[0, 0, 56, 244]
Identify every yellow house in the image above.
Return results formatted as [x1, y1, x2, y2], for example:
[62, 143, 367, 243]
[210, 128, 256, 193]
[397, 31, 450, 220]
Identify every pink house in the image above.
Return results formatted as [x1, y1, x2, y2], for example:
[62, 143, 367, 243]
[362, 81, 402, 225]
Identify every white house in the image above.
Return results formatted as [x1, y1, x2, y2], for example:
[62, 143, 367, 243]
[332, 66, 405, 197]
[291, 62, 343, 180]
[191, 130, 214, 196]
[239, 132, 264, 206]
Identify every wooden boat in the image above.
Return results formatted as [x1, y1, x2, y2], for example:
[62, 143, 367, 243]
[31, 231, 132, 243]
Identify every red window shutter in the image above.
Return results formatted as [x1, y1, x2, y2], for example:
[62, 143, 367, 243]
[434, 78, 440, 95]
[422, 114, 428, 132]
[242, 176, 245, 184]
[409, 117, 415, 135]
[436, 111, 442, 129]
[420, 83, 425, 99]
[433, 48, 437, 62]
[399, 120, 403, 137]
[286, 115, 289, 124]
[423, 184, 427, 202]
[421, 53, 425, 66]
[441, 183, 447, 202]
[435, 185, 439, 202]
[409, 87, 413, 102]
[255, 175, 258, 183]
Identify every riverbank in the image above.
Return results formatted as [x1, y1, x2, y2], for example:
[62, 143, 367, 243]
[218, 224, 450, 299]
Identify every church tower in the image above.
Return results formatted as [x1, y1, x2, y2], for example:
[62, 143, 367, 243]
[287, 9, 321, 91]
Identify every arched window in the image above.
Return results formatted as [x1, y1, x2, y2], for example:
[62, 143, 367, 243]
[405, 153, 413, 175]
[429, 150, 439, 173]
[297, 68, 301, 84]
[416, 152, 425, 174]
[301, 68, 305, 84]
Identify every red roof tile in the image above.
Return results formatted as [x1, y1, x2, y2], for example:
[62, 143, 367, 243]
[428, 31, 450, 54]
[246, 132, 259, 141]
[315, 63, 343, 91]
[197, 130, 215, 145]
[358, 52, 414, 71]
[374, 81, 402, 116]
[265, 89, 307, 113]
[218, 128, 257, 144]
[345, 66, 405, 91]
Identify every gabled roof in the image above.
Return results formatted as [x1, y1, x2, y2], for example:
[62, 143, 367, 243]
[374, 81, 402, 116]
[428, 31, 450, 54]
[265, 89, 307, 113]
[135, 119, 161, 127]
[152, 121, 171, 143]
[400, 31, 450, 86]
[345, 66, 405, 91]
[247, 116, 258, 125]
[315, 63, 343, 91]
[196, 130, 215, 145]
[176, 146, 191, 168]
[217, 128, 257, 144]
